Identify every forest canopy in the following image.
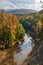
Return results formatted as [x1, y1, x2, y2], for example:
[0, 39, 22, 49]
[0, 11, 25, 48]
[0, 11, 43, 49]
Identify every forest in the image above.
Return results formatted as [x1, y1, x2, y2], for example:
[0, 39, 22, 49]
[0, 10, 43, 65]
[0, 11, 43, 47]
[0, 11, 25, 49]
[19, 14, 43, 43]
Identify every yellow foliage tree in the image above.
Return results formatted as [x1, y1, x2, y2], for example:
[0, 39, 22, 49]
[0, 11, 18, 45]
[35, 20, 42, 34]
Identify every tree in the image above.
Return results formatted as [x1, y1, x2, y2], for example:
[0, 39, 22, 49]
[16, 22, 25, 42]
[0, 11, 18, 47]
[0, 26, 15, 46]
[35, 20, 42, 34]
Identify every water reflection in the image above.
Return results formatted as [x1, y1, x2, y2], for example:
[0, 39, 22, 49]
[14, 34, 33, 65]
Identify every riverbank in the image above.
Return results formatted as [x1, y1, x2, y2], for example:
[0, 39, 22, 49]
[0, 34, 33, 65]
[0, 46, 17, 65]
[21, 40, 43, 65]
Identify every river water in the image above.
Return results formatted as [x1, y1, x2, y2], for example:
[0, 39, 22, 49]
[13, 34, 33, 65]
[0, 34, 33, 65]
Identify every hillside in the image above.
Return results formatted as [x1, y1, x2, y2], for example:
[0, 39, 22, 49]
[39, 9, 43, 13]
[5, 9, 37, 15]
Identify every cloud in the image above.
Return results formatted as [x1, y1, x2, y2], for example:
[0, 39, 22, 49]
[35, 0, 43, 2]
[10, 0, 43, 11]
[10, 0, 34, 4]
[0, 0, 18, 9]
[15, 2, 42, 11]
[35, 0, 40, 2]
[0, 0, 43, 11]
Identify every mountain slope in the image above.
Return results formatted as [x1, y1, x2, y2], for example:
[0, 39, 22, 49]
[39, 9, 43, 13]
[6, 9, 38, 15]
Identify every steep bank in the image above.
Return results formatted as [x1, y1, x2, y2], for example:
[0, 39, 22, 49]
[21, 40, 43, 65]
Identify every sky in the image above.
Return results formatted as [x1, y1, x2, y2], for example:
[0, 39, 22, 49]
[0, 0, 43, 11]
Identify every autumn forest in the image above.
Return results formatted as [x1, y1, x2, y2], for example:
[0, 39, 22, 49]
[0, 10, 43, 65]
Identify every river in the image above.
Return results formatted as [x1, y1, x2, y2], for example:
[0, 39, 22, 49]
[0, 34, 33, 65]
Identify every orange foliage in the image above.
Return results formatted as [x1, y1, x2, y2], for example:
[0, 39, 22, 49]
[0, 11, 18, 37]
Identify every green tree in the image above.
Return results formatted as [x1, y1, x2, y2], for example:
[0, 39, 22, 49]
[0, 26, 14, 46]
[16, 22, 25, 42]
